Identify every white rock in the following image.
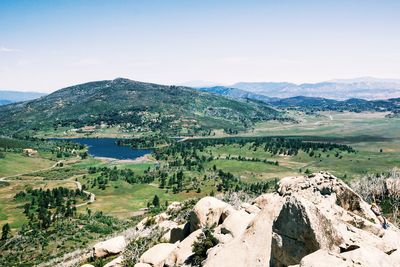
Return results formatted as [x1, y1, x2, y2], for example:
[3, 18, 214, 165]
[341, 245, 396, 267]
[154, 212, 169, 224]
[298, 250, 349, 267]
[389, 250, 400, 266]
[217, 210, 255, 238]
[166, 229, 203, 266]
[158, 220, 178, 230]
[93, 236, 126, 258]
[103, 255, 123, 267]
[241, 202, 261, 214]
[252, 193, 284, 218]
[167, 201, 182, 212]
[189, 197, 233, 232]
[204, 198, 280, 267]
[270, 196, 343, 266]
[139, 243, 176, 267]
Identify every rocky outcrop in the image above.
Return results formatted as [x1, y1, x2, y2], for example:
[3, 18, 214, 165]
[95, 172, 400, 267]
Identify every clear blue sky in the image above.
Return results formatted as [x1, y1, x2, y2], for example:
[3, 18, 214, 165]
[1, 0, 400, 92]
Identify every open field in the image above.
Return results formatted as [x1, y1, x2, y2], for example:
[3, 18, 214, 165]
[76, 180, 196, 218]
[203, 143, 399, 181]
[0, 152, 55, 177]
[252, 112, 400, 137]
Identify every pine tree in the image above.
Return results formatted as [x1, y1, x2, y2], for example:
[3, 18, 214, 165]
[1, 223, 11, 240]
[152, 195, 160, 207]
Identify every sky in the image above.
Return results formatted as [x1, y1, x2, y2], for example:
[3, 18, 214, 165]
[1, 0, 400, 92]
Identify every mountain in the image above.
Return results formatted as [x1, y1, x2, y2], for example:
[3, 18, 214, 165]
[0, 78, 283, 136]
[270, 96, 400, 113]
[0, 90, 46, 105]
[197, 86, 278, 103]
[231, 78, 400, 100]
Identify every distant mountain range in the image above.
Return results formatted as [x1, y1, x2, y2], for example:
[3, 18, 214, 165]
[1, 77, 400, 137]
[0, 90, 47, 106]
[197, 86, 400, 114]
[0, 78, 284, 136]
[195, 77, 400, 101]
[197, 86, 278, 103]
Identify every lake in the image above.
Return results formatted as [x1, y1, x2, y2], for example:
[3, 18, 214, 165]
[56, 138, 152, 160]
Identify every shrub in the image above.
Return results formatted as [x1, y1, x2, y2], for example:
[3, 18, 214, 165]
[190, 228, 219, 266]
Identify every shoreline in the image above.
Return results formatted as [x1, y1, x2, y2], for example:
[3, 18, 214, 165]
[95, 153, 154, 164]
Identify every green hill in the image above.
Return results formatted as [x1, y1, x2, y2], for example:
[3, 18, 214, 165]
[0, 78, 283, 136]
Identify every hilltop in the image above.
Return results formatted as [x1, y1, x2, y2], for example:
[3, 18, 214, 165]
[0, 78, 284, 136]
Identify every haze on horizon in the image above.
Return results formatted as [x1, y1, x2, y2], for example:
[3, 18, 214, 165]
[1, 0, 400, 93]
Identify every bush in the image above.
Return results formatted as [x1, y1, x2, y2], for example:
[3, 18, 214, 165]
[191, 228, 219, 266]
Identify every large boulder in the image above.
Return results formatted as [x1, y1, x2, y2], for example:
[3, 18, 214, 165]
[189, 197, 234, 232]
[216, 209, 255, 238]
[93, 236, 126, 258]
[270, 196, 343, 266]
[139, 243, 176, 267]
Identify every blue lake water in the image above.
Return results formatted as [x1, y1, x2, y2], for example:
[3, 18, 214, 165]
[56, 138, 152, 160]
